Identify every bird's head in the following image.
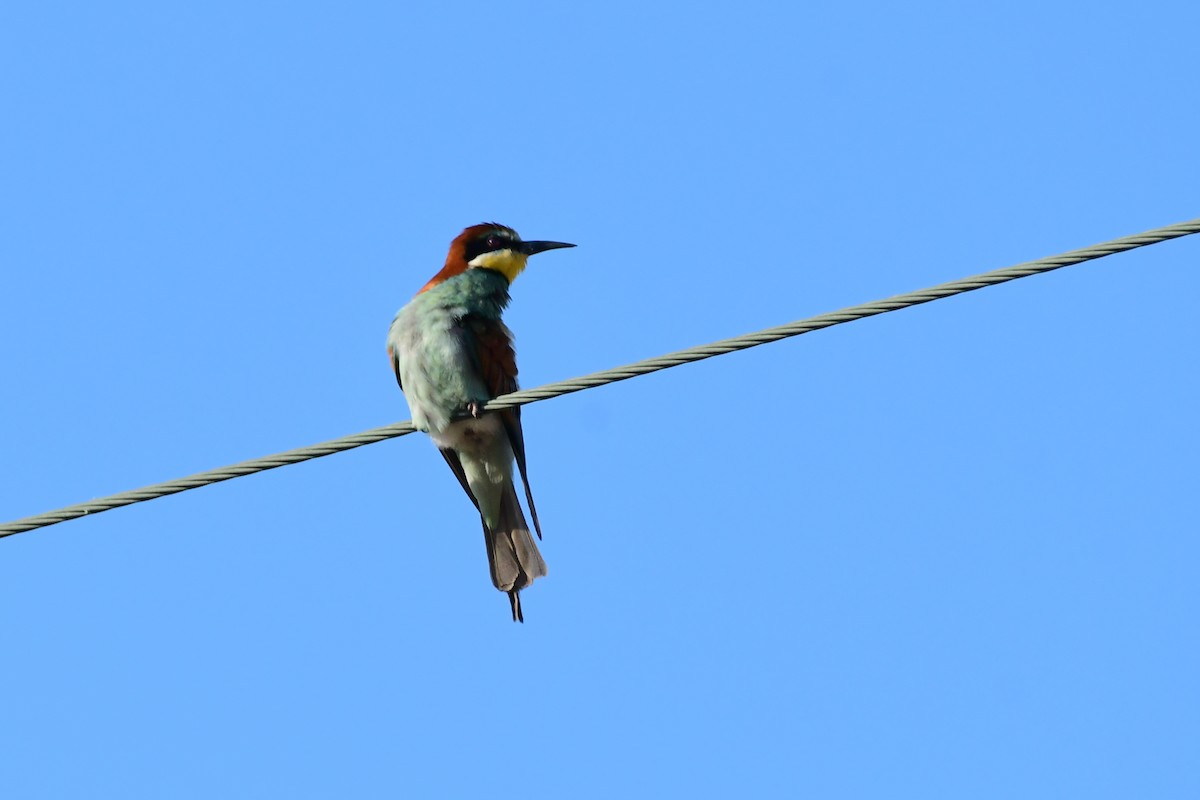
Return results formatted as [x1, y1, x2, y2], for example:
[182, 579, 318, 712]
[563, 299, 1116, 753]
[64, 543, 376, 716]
[418, 223, 575, 294]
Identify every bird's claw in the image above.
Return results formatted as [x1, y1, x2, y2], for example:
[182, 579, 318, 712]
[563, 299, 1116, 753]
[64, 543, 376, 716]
[466, 400, 484, 419]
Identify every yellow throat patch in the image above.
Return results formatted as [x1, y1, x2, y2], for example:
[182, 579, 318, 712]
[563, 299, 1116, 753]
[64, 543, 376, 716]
[469, 248, 529, 284]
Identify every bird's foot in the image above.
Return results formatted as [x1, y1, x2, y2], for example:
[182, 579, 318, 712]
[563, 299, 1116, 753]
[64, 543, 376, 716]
[466, 400, 485, 419]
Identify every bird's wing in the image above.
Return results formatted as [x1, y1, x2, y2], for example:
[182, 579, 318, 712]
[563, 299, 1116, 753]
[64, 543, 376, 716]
[464, 315, 543, 539]
[387, 344, 403, 391]
[438, 447, 479, 511]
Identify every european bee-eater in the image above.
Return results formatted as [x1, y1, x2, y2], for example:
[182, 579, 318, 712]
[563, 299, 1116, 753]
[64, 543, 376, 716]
[386, 223, 575, 622]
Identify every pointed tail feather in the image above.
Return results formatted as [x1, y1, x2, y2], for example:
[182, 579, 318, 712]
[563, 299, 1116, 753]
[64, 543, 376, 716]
[481, 482, 547, 622]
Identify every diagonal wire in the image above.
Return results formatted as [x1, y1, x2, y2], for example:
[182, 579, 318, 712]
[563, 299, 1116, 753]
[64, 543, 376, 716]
[2, 217, 1198, 539]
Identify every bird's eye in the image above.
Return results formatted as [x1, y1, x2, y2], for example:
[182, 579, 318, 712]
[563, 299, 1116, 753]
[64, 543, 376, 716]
[485, 235, 501, 248]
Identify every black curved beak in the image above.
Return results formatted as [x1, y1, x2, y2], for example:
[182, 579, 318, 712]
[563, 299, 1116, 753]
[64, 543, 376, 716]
[519, 240, 576, 256]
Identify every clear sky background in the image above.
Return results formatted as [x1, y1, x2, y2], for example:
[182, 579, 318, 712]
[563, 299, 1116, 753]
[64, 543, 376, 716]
[2, 2, 1198, 797]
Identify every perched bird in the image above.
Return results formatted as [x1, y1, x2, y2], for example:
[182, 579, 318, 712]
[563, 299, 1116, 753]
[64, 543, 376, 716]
[386, 223, 575, 621]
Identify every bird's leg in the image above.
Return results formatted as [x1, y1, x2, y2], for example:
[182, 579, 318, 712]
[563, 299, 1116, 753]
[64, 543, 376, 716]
[466, 400, 485, 419]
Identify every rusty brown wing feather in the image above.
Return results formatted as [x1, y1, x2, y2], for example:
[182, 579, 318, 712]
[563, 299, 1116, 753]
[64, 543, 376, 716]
[465, 316, 543, 539]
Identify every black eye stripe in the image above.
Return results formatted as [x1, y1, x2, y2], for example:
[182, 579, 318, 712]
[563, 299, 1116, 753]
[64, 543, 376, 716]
[464, 231, 517, 262]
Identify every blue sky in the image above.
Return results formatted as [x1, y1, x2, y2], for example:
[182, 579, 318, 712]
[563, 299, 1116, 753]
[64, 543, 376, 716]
[2, 2, 1198, 797]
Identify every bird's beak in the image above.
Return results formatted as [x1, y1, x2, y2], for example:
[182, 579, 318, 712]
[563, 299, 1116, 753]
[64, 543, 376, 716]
[519, 240, 576, 256]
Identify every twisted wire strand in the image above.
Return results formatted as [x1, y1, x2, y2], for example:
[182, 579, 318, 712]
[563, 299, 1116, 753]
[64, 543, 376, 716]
[3, 218, 1198, 538]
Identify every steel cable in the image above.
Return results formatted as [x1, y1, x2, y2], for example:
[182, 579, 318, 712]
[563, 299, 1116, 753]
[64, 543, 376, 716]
[3, 217, 1198, 538]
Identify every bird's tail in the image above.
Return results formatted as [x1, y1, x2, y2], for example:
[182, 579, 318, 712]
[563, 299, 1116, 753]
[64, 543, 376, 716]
[483, 481, 547, 623]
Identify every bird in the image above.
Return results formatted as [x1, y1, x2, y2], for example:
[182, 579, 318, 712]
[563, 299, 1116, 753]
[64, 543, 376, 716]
[386, 223, 575, 621]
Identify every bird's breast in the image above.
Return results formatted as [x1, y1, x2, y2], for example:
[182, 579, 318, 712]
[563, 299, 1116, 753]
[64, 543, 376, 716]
[388, 304, 484, 434]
